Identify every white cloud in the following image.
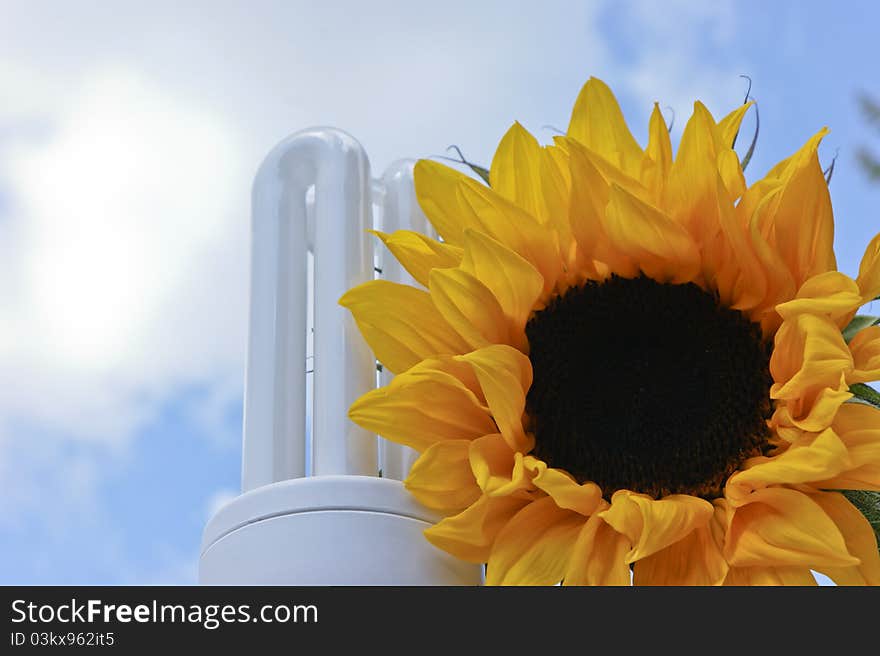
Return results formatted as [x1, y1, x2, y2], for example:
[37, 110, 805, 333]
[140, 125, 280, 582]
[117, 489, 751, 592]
[613, 0, 746, 134]
[0, 68, 249, 443]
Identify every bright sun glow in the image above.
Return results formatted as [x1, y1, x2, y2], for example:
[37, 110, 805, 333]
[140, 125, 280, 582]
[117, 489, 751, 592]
[5, 71, 241, 370]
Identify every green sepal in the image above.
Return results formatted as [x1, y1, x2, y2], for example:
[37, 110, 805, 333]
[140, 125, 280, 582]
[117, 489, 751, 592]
[443, 146, 491, 186]
[841, 490, 880, 549]
[842, 315, 880, 343]
[849, 382, 880, 408]
[467, 163, 491, 186]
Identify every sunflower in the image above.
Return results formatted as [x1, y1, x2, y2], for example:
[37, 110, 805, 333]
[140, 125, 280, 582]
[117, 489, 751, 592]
[340, 77, 880, 585]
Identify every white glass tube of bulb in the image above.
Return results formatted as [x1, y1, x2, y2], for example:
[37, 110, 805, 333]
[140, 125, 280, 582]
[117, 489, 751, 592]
[378, 159, 434, 481]
[243, 127, 377, 492]
[310, 131, 376, 476]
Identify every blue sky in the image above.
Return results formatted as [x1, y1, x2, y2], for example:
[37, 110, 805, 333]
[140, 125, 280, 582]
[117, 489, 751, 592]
[1, 0, 878, 584]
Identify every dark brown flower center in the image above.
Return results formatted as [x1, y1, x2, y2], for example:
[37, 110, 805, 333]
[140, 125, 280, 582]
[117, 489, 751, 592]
[525, 275, 773, 499]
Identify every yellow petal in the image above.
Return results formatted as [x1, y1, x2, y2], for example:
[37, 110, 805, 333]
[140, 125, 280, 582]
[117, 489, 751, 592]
[460, 229, 543, 344]
[737, 165, 785, 239]
[775, 271, 862, 324]
[567, 77, 644, 178]
[424, 493, 529, 563]
[767, 127, 828, 183]
[561, 135, 648, 199]
[564, 507, 632, 586]
[848, 325, 880, 384]
[456, 178, 562, 295]
[469, 433, 511, 490]
[371, 229, 463, 288]
[759, 129, 836, 286]
[856, 231, 880, 300]
[468, 433, 536, 497]
[567, 137, 635, 276]
[339, 279, 470, 374]
[459, 344, 534, 452]
[539, 144, 575, 262]
[724, 487, 860, 569]
[711, 172, 768, 310]
[664, 102, 727, 243]
[831, 400, 880, 436]
[811, 491, 880, 586]
[404, 439, 481, 513]
[640, 103, 673, 195]
[770, 314, 853, 401]
[743, 204, 796, 326]
[723, 566, 817, 586]
[716, 148, 746, 201]
[486, 496, 585, 585]
[816, 403, 880, 491]
[604, 183, 701, 284]
[348, 362, 496, 452]
[771, 380, 852, 433]
[725, 428, 851, 504]
[416, 354, 487, 404]
[489, 122, 545, 220]
[632, 523, 728, 586]
[717, 102, 754, 149]
[818, 463, 880, 491]
[598, 491, 714, 563]
[673, 101, 745, 215]
[531, 462, 602, 516]
[428, 267, 511, 349]
[413, 159, 481, 245]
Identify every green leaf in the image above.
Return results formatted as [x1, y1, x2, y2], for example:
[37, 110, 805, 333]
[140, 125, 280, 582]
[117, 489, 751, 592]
[842, 315, 880, 343]
[740, 100, 759, 172]
[842, 490, 880, 549]
[849, 383, 880, 408]
[466, 163, 491, 186]
[443, 146, 491, 186]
